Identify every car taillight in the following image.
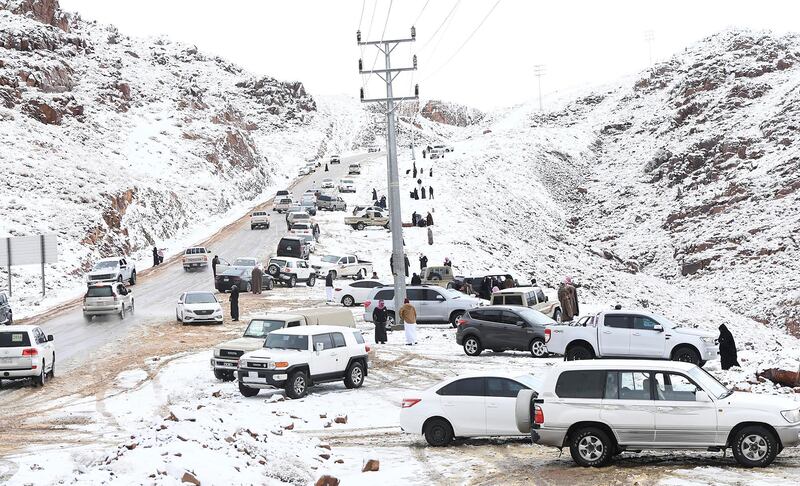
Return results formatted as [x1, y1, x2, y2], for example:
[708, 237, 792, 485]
[364, 300, 372, 309]
[282, 268, 290, 273]
[544, 328, 551, 343]
[365, 345, 371, 353]
[457, 319, 467, 326]
[533, 404, 544, 425]
[334, 288, 342, 291]
[22, 348, 38, 357]
[401, 398, 421, 408]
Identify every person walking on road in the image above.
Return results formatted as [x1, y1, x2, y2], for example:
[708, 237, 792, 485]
[152, 246, 159, 267]
[429, 186, 434, 199]
[557, 276, 579, 321]
[212, 255, 220, 278]
[372, 188, 378, 200]
[230, 285, 240, 321]
[399, 298, 418, 345]
[251, 265, 263, 294]
[373, 300, 388, 344]
[410, 273, 421, 285]
[419, 254, 428, 272]
[325, 270, 335, 303]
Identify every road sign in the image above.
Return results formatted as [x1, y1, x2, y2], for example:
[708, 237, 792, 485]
[0, 234, 59, 296]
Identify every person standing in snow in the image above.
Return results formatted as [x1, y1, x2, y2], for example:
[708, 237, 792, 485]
[412, 211, 419, 226]
[413, 163, 417, 179]
[325, 270, 334, 303]
[426, 212, 434, 226]
[399, 298, 417, 345]
[372, 300, 388, 344]
[324, 163, 329, 172]
[152, 246, 159, 267]
[158, 248, 165, 264]
[443, 257, 452, 267]
[422, 149, 427, 159]
[410, 273, 421, 285]
[429, 168, 432, 177]
[557, 277, 579, 321]
[379, 195, 387, 209]
[212, 255, 220, 278]
[718, 324, 740, 370]
[372, 188, 378, 200]
[427, 226, 433, 246]
[251, 265, 263, 294]
[371, 271, 379, 279]
[421, 186, 426, 199]
[390, 253, 410, 277]
[419, 254, 428, 272]
[229, 285, 240, 322]
[429, 186, 434, 199]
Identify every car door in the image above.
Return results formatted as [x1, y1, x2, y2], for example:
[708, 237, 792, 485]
[436, 377, 486, 436]
[478, 310, 506, 348]
[406, 288, 427, 320]
[501, 310, 532, 350]
[653, 372, 718, 445]
[310, 333, 338, 378]
[176, 292, 186, 317]
[600, 371, 657, 445]
[599, 315, 633, 356]
[630, 315, 666, 357]
[330, 332, 348, 373]
[297, 260, 311, 280]
[485, 377, 530, 435]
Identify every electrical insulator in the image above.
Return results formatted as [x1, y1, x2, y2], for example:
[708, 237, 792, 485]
[359, 59, 363, 72]
[357, 30, 361, 43]
[411, 26, 416, 39]
[413, 55, 417, 69]
[414, 84, 419, 97]
[360, 87, 365, 101]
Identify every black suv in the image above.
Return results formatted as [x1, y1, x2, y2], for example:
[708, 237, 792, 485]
[277, 236, 310, 260]
[0, 292, 11, 325]
[455, 305, 554, 358]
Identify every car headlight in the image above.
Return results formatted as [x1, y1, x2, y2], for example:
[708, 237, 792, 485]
[701, 337, 716, 345]
[781, 409, 800, 423]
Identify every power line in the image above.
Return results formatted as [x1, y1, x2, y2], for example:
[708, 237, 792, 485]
[413, 0, 431, 25]
[422, 0, 502, 82]
[418, 0, 461, 53]
[358, 0, 366, 30]
[534, 64, 546, 111]
[368, 0, 395, 76]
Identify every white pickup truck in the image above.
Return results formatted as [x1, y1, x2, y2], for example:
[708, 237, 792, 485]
[312, 254, 373, 280]
[545, 310, 720, 366]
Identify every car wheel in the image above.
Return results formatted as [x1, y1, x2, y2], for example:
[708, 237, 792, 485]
[238, 381, 260, 397]
[344, 361, 365, 389]
[449, 311, 464, 328]
[267, 264, 280, 276]
[307, 275, 316, 287]
[570, 427, 613, 467]
[49, 355, 55, 378]
[463, 336, 482, 356]
[287, 275, 297, 288]
[565, 345, 593, 361]
[285, 370, 308, 399]
[732, 425, 778, 467]
[424, 418, 454, 447]
[214, 369, 235, 382]
[129, 271, 136, 285]
[553, 309, 562, 322]
[35, 361, 46, 387]
[176, 311, 182, 323]
[530, 338, 547, 358]
[119, 305, 126, 319]
[84, 313, 93, 322]
[342, 295, 355, 307]
[265, 279, 274, 291]
[356, 222, 365, 231]
[672, 346, 701, 365]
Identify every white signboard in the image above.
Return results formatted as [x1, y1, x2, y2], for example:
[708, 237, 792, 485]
[0, 234, 59, 266]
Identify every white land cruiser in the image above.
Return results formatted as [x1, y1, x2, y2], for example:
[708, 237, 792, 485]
[250, 211, 271, 229]
[312, 254, 373, 280]
[515, 360, 800, 468]
[265, 257, 317, 288]
[0, 325, 55, 387]
[83, 282, 134, 320]
[338, 178, 356, 193]
[86, 256, 137, 286]
[545, 310, 719, 366]
[237, 325, 370, 398]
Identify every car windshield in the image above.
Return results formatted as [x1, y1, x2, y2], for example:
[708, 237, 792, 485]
[321, 255, 341, 263]
[514, 374, 544, 391]
[516, 308, 557, 326]
[265, 333, 309, 350]
[444, 289, 464, 298]
[293, 224, 310, 230]
[221, 267, 245, 276]
[279, 198, 292, 204]
[687, 366, 731, 399]
[185, 293, 216, 304]
[93, 261, 118, 270]
[244, 319, 286, 338]
[293, 214, 309, 219]
[0, 332, 31, 347]
[233, 258, 257, 267]
[86, 286, 113, 297]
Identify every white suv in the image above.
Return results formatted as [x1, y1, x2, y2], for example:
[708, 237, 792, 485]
[237, 325, 370, 398]
[87, 256, 137, 286]
[83, 282, 134, 320]
[0, 325, 55, 387]
[515, 360, 800, 468]
[265, 257, 316, 288]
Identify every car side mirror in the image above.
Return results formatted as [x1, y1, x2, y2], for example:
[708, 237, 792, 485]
[695, 390, 711, 402]
[177, 300, 183, 304]
[436, 295, 445, 301]
[517, 320, 527, 327]
[315, 342, 324, 353]
[653, 324, 664, 332]
[47, 335, 54, 342]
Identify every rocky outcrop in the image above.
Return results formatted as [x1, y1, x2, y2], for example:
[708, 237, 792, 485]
[235, 77, 316, 118]
[0, 0, 71, 31]
[421, 100, 484, 127]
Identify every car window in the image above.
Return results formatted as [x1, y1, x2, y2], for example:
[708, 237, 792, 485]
[504, 295, 523, 306]
[486, 377, 530, 398]
[535, 289, 546, 303]
[604, 315, 633, 329]
[633, 316, 661, 331]
[374, 289, 394, 301]
[185, 293, 216, 304]
[86, 286, 113, 297]
[352, 331, 365, 344]
[526, 292, 537, 306]
[0, 331, 32, 347]
[436, 377, 484, 397]
[313, 333, 335, 351]
[36, 328, 47, 344]
[616, 371, 652, 400]
[480, 310, 503, 323]
[331, 332, 346, 348]
[468, 309, 484, 320]
[555, 370, 606, 399]
[407, 289, 425, 301]
[501, 311, 523, 325]
[348, 256, 356, 264]
[265, 334, 308, 350]
[422, 289, 444, 301]
[286, 320, 302, 328]
[244, 319, 286, 337]
[654, 372, 699, 401]
[351, 281, 367, 288]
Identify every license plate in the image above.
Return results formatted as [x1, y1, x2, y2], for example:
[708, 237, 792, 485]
[244, 372, 266, 384]
[0, 357, 14, 364]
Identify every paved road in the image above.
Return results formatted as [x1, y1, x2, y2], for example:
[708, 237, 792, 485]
[17, 153, 379, 371]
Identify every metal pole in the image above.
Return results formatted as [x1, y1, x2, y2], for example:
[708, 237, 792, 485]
[40, 234, 46, 296]
[537, 76, 543, 111]
[385, 42, 408, 329]
[6, 238, 10, 298]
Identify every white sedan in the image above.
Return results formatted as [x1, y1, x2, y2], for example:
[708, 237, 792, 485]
[176, 291, 224, 324]
[399, 373, 542, 446]
[333, 280, 385, 307]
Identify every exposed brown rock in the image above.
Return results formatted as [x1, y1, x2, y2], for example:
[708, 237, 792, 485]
[315, 475, 339, 486]
[758, 369, 800, 388]
[361, 459, 380, 472]
[181, 471, 201, 486]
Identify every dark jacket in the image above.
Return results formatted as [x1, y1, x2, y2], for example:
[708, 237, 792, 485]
[419, 255, 428, 270]
[325, 272, 334, 287]
[411, 274, 421, 285]
[372, 188, 378, 200]
[373, 306, 388, 323]
[426, 213, 433, 226]
[718, 324, 740, 370]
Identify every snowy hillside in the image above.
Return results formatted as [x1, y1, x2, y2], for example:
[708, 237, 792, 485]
[0, 0, 367, 314]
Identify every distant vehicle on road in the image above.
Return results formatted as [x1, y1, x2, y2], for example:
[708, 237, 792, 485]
[0, 325, 55, 387]
[317, 194, 346, 211]
[87, 256, 136, 286]
[265, 256, 316, 288]
[250, 211, 271, 230]
[312, 254, 373, 280]
[321, 178, 335, 189]
[333, 280, 385, 307]
[83, 282, 134, 320]
[329, 155, 341, 164]
[338, 178, 356, 193]
[348, 163, 361, 175]
[456, 305, 555, 358]
[298, 165, 313, 176]
[274, 197, 294, 213]
[0, 292, 12, 325]
[277, 236, 310, 260]
[176, 291, 224, 325]
[182, 247, 211, 270]
[344, 209, 389, 230]
[289, 222, 315, 241]
[211, 308, 357, 381]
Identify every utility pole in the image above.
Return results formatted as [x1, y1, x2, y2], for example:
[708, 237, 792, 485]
[644, 30, 654, 66]
[533, 64, 546, 111]
[358, 27, 419, 328]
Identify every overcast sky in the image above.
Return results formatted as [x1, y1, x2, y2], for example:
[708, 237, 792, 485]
[62, 0, 800, 110]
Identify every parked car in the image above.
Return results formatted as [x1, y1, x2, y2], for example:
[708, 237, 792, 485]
[338, 178, 356, 193]
[298, 165, 313, 176]
[237, 326, 369, 398]
[0, 325, 55, 387]
[274, 197, 294, 213]
[456, 305, 555, 357]
[289, 222, 315, 241]
[364, 285, 483, 327]
[321, 178, 335, 189]
[516, 359, 800, 468]
[367, 146, 380, 153]
[449, 274, 518, 292]
[317, 194, 347, 211]
[352, 204, 383, 216]
[86, 256, 137, 286]
[277, 236, 310, 260]
[420, 265, 455, 287]
[545, 310, 720, 366]
[400, 373, 542, 446]
[182, 246, 211, 270]
[489, 286, 561, 321]
[0, 292, 12, 325]
[216, 256, 260, 277]
[348, 163, 361, 175]
[176, 291, 224, 325]
[250, 211, 271, 230]
[329, 155, 341, 164]
[83, 282, 134, 320]
[286, 210, 312, 228]
[211, 308, 357, 380]
[215, 266, 265, 293]
[333, 280, 386, 307]
[312, 254, 373, 280]
[265, 257, 316, 288]
[344, 210, 389, 231]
